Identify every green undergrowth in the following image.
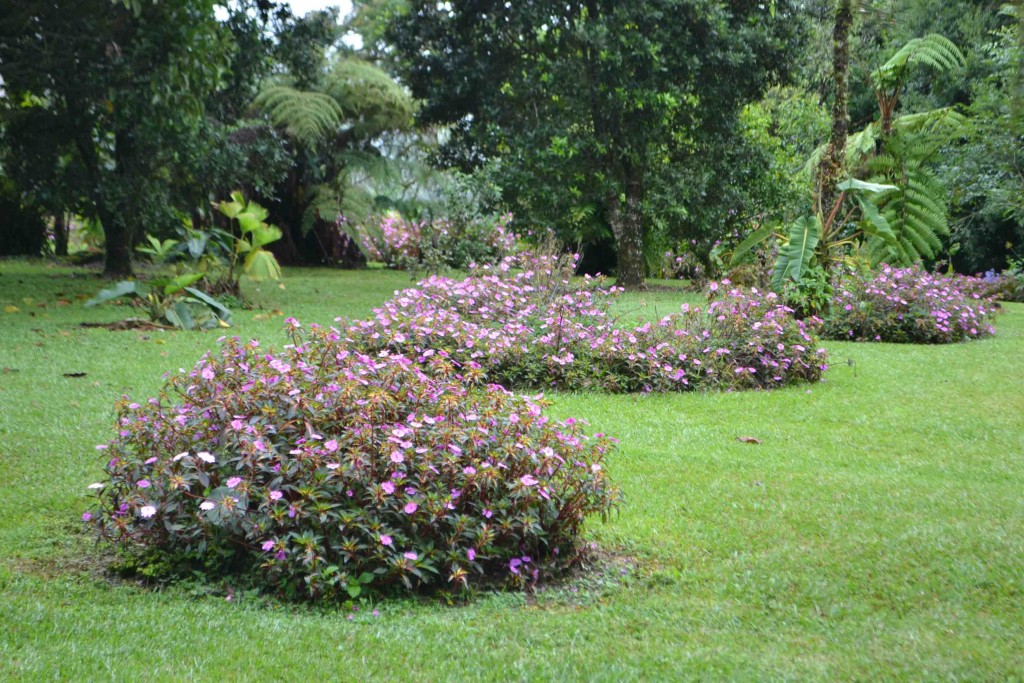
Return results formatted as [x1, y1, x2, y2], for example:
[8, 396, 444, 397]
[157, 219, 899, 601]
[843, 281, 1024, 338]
[1, 259, 1022, 680]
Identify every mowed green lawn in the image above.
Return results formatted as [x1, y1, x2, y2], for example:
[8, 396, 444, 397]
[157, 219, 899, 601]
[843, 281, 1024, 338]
[1, 260, 1022, 681]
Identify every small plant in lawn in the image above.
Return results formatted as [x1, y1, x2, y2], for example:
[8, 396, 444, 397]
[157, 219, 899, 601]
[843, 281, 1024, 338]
[85, 273, 232, 331]
[85, 327, 619, 600]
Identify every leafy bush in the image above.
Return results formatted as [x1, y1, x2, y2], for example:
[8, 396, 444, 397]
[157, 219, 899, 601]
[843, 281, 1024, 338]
[822, 265, 999, 343]
[340, 212, 515, 272]
[344, 251, 828, 393]
[85, 329, 619, 599]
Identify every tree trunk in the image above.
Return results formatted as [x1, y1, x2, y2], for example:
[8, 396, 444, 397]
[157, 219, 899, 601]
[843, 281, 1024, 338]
[615, 168, 646, 290]
[101, 211, 134, 277]
[53, 212, 69, 257]
[816, 0, 853, 216]
[103, 129, 136, 277]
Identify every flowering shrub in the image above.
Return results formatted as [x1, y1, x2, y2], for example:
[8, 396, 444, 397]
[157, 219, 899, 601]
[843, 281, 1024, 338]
[340, 212, 516, 271]
[976, 261, 1024, 303]
[343, 252, 828, 393]
[85, 329, 619, 599]
[822, 265, 999, 343]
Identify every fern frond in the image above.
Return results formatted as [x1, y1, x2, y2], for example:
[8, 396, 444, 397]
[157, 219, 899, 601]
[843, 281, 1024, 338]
[254, 85, 343, 147]
[872, 34, 965, 90]
[867, 164, 949, 265]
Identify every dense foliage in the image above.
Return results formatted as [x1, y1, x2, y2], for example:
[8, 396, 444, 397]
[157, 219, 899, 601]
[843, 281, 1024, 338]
[86, 330, 619, 599]
[822, 265, 999, 343]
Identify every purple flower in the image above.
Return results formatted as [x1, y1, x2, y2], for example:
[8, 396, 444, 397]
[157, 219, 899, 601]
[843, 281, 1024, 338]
[226, 477, 242, 488]
[381, 481, 396, 495]
[404, 502, 418, 514]
[380, 534, 393, 546]
[483, 509, 493, 519]
[262, 540, 275, 551]
[324, 439, 339, 453]
[403, 551, 418, 561]
[136, 479, 151, 488]
[390, 452, 404, 464]
[467, 548, 476, 561]
[81, 512, 92, 522]
[520, 474, 538, 487]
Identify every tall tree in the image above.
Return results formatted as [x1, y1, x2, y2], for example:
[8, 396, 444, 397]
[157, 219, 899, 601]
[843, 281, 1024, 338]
[0, 0, 234, 275]
[390, 0, 800, 288]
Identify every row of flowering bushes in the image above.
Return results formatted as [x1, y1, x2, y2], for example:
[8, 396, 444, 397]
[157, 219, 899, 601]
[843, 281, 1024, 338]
[342, 251, 829, 393]
[86, 332, 619, 600]
[821, 265, 999, 344]
[339, 212, 516, 271]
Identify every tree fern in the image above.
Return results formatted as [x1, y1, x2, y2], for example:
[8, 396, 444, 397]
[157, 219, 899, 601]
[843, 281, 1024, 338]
[253, 85, 343, 147]
[872, 34, 965, 91]
[322, 58, 416, 136]
[864, 155, 948, 264]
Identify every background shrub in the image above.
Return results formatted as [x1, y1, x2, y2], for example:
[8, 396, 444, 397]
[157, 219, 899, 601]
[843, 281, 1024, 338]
[86, 329, 619, 600]
[344, 251, 828, 393]
[822, 265, 999, 343]
[341, 212, 516, 272]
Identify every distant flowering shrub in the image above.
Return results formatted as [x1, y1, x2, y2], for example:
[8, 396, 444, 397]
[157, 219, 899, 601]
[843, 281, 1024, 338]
[823, 265, 999, 343]
[975, 261, 1024, 303]
[340, 212, 516, 271]
[342, 252, 828, 393]
[86, 330, 619, 599]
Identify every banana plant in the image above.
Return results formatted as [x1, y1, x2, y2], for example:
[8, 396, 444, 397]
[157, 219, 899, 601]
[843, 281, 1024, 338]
[731, 178, 898, 291]
[85, 273, 232, 330]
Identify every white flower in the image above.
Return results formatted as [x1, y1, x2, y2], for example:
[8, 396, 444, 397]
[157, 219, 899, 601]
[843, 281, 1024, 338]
[140, 505, 157, 518]
[199, 501, 215, 511]
[172, 452, 189, 462]
[197, 452, 215, 463]
[87, 483, 105, 490]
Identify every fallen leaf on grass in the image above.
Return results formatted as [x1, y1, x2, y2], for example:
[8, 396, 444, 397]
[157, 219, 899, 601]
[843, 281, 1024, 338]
[3, 305, 20, 313]
[736, 436, 762, 444]
[63, 372, 88, 378]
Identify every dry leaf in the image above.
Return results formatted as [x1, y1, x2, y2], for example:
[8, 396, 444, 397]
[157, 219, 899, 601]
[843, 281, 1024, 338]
[736, 436, 762, 445]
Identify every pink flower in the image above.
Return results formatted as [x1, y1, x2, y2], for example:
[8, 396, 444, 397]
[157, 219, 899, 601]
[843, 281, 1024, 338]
[324, 439, 339, 453]
[81, 512, 92, 522]
[403, 551, 418, 561]
[261, 540, 275, 552]
[201, 366, 215, 381]
[467, 548, 476, 561]
[390, 452, 404, 464]
[140, 505, 157, 518]
[483, 509, 493, 519]
[144, 456, 158, 465]
[269, 490, 283, 501]
[226, 477, 242, 488]
[520, 474, 538, 487]
[380, 534, 393, 546]
[136, 479, 151, 488]
[404, 502, 418, 514]
[230, 419, 245, 430]
[463, 466, 477, 475]
[381, 481, 395, 495]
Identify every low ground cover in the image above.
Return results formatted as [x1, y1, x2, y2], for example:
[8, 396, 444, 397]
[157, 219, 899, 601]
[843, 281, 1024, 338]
[1, 260, 1023, 679]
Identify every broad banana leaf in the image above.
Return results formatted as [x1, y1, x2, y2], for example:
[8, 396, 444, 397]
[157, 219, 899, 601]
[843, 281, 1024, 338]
[771, 215, 821, 290]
